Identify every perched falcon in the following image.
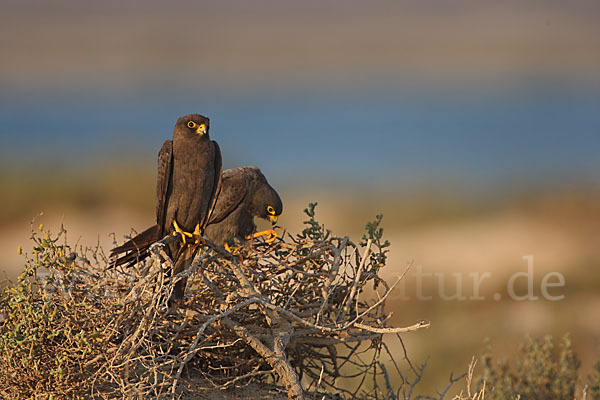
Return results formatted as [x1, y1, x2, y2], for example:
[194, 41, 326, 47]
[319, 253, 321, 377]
[110, 113, 222, 301]
[205, 166, 283, 246]
[110, 166, 282, 266]
[158, 114, 221, 243]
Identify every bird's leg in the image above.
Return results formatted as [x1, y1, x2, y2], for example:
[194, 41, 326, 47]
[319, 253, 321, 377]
[190, 223, 204, 248]
[249, 229, 278, 244]
[224, 241, 244, 261]
[172, 220, 193, 247]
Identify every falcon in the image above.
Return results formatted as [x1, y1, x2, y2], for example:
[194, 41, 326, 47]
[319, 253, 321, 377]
[110, 113, 222, 301]
[205, 166, 283, 248]
[110, 166, 282, 266]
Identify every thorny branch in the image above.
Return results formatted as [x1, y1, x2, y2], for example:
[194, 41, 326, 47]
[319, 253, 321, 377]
[0, 208, 430, 400]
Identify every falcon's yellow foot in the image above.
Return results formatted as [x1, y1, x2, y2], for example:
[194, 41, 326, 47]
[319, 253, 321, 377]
[172, 220, 192, 247]
[172, 220, 199, 248]
[190, 223, 204, 248]
[224, 242, 244, 261]
[249, 229, 279, 244]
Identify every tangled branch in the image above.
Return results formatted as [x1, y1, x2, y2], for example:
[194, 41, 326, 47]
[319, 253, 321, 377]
[0, 205, 429, 400]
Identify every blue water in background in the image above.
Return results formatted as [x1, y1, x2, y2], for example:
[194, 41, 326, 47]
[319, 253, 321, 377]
[1, 88, 599, 191]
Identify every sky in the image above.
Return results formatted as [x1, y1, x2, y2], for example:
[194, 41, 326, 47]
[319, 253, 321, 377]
[1, 0, 599, 192]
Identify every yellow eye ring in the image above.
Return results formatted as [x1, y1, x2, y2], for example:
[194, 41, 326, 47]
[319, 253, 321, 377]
[187, 121, 197, 129]
[267, 206, 275, 215]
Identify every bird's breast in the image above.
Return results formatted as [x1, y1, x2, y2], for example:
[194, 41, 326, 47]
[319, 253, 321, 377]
[170, 139, 217, 230]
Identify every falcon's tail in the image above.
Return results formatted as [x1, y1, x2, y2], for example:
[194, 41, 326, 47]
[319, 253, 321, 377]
[109, 225, 160, 269]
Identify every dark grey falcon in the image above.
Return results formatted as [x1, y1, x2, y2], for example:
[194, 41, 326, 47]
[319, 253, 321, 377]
[205, 166, 283, 248]
[110, 113, 222, 302]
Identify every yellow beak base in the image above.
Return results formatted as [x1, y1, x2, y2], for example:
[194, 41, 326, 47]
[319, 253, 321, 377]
[196, 125, 207, 135]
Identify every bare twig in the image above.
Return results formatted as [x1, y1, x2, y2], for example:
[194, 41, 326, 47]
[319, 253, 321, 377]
[1, 214, 427, 400]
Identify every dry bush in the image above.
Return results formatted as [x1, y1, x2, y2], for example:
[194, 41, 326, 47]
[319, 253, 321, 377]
[480, 335, 580, 400]
[0, 204, 429, 400]
[448, 336, 599, 400]
[477, 335, 600, 400]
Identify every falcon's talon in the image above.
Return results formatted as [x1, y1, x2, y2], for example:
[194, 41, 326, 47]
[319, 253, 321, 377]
[173, 220, 199, 247]
[172, 220, 187, 246]
[191, 223, 203, 246]
[250, 229, 279, 244]
[191, 237, 205, 248]
[224, 242, 244, 261]
[266, 235, 277, 244]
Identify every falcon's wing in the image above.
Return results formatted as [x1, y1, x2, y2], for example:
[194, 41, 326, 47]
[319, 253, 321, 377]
[202, 141, 223, 231]
[156, 140, 173, 235]
[207, 167, 248, 226]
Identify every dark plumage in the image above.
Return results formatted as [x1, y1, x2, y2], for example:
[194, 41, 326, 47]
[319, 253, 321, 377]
[110, 113, 222, 300]
[158, 114, 221, 240]
[110, 166, 282, 267]
[205, 166, 283, 245]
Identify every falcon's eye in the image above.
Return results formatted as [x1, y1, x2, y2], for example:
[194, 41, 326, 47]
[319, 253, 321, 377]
[267, 206, 275, 215]
[187, 121, 197, 129]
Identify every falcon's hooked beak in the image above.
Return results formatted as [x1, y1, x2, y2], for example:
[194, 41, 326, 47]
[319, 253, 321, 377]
[196, 124, 207, 135]
[268, 215, 279, 224]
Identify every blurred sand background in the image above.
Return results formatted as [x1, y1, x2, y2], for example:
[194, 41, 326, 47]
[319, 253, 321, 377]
[1, 0, 599, 394]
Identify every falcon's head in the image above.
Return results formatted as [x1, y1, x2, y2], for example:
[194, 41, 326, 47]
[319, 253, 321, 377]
[174, 114, 210, 139]
[254, 187, 283, 225]
[249, 169, 283, 225]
